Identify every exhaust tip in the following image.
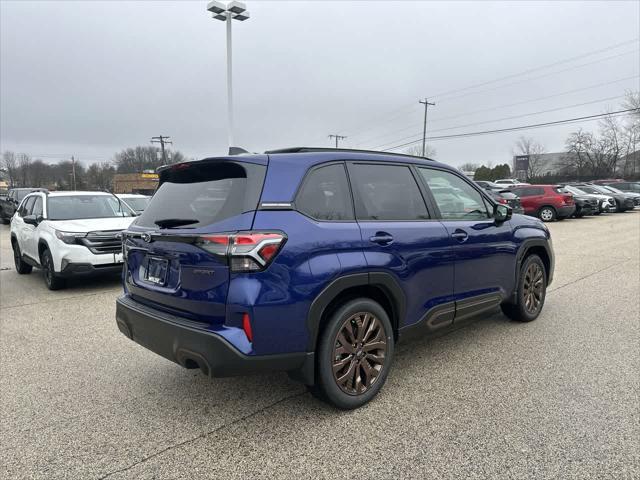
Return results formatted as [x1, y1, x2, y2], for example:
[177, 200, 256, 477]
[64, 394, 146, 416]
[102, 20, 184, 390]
[176, 349, 211, 377]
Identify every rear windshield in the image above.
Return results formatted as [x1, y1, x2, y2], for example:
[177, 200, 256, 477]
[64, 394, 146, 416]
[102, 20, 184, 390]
[553, 187, 568, 194]
[136, 161, 266, 229]
[48, 195, 136, 220]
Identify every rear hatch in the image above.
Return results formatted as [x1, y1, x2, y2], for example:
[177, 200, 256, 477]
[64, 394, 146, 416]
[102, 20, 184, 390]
[123, 158, 268, 325]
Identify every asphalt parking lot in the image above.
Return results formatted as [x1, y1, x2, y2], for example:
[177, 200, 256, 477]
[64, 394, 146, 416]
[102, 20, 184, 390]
[1, 211, 638, 480]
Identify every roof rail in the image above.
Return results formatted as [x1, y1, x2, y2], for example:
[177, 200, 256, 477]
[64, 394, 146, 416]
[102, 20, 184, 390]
[264, 147, 435, 161]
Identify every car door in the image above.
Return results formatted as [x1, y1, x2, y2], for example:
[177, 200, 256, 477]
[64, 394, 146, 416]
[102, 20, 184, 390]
[347, 162, 455, 331]
[416, 167, 517, 318]
[24, 195, 44, 259]
[16, 195, 36, 258]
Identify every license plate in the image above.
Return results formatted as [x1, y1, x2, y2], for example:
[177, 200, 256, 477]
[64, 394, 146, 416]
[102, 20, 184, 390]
[145, 257, 168, 285]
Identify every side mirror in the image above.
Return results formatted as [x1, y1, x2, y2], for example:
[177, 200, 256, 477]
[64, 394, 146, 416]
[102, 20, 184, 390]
[494, 203, 512, 222]
[23, 214, 42, 226]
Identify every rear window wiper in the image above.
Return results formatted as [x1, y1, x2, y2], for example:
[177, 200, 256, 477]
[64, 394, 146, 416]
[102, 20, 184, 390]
[154, 218, 199, 228]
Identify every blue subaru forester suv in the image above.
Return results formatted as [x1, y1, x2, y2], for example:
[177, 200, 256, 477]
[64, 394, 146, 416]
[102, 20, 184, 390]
[116, 148, 554, 409]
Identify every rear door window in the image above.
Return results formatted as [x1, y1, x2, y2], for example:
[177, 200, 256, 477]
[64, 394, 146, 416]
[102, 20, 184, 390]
[296, 163, 353, 220]
[136, 161, 266, 229]
[348, 164, 429, 221]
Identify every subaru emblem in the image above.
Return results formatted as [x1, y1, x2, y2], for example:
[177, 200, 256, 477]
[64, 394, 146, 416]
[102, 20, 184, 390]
[142, 233, 152, 243]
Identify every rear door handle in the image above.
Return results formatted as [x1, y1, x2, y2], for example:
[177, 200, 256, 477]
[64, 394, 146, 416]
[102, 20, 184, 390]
[369, 232, 394, 246]
[451, 229, 468, 243]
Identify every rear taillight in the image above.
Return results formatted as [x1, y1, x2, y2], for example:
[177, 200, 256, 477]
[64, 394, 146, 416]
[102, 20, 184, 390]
[195, 231, 286, 272]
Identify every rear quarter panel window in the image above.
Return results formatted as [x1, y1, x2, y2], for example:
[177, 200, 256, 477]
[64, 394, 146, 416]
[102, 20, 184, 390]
[296, 163, 354, 221]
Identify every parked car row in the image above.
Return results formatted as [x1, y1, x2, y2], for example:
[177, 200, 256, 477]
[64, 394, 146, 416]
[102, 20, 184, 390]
[475, 180, 640, 222]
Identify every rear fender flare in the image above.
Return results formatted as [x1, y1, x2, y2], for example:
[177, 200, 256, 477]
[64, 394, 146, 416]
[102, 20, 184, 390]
[305, 272, 405, 352]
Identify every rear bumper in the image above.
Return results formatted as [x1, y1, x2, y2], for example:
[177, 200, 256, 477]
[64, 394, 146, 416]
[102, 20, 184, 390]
[557, 205, 576, 218]
[574, 203, 595, 216]
[115, 295, 314, 382]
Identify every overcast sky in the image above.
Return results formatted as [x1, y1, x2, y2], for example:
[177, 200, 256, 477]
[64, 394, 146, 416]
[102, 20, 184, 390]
[1, 0, 639, 167]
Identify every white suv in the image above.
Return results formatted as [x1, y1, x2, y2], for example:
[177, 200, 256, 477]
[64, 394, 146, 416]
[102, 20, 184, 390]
[10, 191, 136, 290]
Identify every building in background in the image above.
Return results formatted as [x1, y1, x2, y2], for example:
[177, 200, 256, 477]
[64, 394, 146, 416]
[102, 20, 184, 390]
[113, 171, 158, 195]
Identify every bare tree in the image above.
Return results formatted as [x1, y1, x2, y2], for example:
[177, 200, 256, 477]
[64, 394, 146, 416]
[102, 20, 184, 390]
[621, 90, 640, 176]
[513, 136, 545, 180]
[29, 159, 49, 187]
[2, 151, 18, 187]
[17, 153, 32, 187]
[564, 129, 595, 178]
[623, 89, 640, 118]
[113, 146, 187, 173]
[459, 162, 480, 172]
[86, 162, 116, 191]
[404, 144, 436, 158]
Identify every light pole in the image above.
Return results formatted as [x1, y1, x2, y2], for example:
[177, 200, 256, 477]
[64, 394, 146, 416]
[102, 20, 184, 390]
[207, 1, 250, 150]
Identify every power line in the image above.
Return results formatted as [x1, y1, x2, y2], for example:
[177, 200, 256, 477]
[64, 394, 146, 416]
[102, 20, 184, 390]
[354, 75, 640, 148]
[342, 39, 638, 140]
[434, 49, 638, 104]
[348, 47, 637, 143]
[430, 38, 639, 100]
[370, 94, 627, 150]
[380, 108, 637, 151]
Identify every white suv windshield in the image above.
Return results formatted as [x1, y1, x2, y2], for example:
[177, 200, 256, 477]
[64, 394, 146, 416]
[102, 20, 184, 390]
[48, 195, 135, 220]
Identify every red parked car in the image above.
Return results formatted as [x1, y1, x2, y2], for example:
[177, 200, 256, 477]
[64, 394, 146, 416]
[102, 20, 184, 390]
[510, 185, 576, 222]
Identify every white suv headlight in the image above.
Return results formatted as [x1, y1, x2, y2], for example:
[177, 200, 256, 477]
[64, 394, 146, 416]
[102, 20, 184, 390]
[55, 231, 85, 245]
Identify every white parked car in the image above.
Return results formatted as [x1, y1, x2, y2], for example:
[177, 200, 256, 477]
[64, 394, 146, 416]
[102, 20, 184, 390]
[117, 193, 151, 214]
[10, 191, 136, 290]
[495, 179, 529, 186]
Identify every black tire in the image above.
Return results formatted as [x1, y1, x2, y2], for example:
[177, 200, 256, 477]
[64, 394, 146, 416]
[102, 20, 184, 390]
[538, 206, 556, 222]
[501, 254, 547, 322]
[41, 248, 66, 290]
[12, 241, 33, 274]
[0, 210, 9, 225]
[309, 298, 394, 410]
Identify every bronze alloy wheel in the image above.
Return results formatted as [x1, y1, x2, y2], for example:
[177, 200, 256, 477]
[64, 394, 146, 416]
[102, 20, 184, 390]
[332, 311, 387, 395]
[523, 262, 544, 313]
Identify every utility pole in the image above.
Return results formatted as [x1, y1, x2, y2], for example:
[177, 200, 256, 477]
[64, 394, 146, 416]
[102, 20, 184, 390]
[328, 134, 347, 148]
[71, 156, 77, 190]
[151, 135, 173, 165]
[419, 98, 435, 157]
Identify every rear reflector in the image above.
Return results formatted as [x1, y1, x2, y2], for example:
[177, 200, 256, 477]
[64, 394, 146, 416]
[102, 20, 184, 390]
[242, 313, 253, 342]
